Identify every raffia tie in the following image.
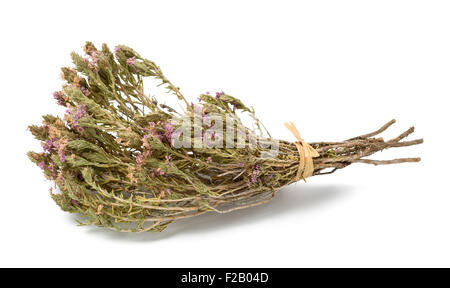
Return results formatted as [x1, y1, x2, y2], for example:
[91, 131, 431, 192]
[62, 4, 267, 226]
[284, 122, 320, 181]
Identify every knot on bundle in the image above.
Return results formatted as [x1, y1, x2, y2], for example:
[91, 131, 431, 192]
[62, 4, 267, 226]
[284, 122, 320, 181]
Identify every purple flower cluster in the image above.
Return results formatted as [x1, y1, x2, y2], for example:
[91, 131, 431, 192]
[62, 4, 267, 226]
[215, 91, 225, 99]
[164, 122, 174, 140]
[67, 105, 87, 132]
[38, 161, 45, 170]
[80, 86, 90, 96]
[249, 164, 261, 185]
[136, 153, 144, 166]
[57, 139, 68, 163]
[135, 150, 152, 167]
[53, 91, 66, 106]
[84, 51, 99, 67]
[42, 138, 67, 162]
[143, 122, 175, 145]
[127, 57, 138, 72]
[73, 105, 87, 120]
[127, 57, 136, 66]
[59, 152, 66, 163]
[42, 139, 57, 153]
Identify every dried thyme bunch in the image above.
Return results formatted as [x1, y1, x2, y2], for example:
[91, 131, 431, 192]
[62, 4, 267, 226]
[28, 42, 423, 232]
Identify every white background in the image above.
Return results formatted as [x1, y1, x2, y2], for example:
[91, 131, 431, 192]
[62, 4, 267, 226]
[0, 0, 448, 268]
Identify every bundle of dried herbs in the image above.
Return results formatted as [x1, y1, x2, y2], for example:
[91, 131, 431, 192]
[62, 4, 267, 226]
[28, 42, 423, 232]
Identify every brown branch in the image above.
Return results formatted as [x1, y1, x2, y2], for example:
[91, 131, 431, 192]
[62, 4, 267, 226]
[312, 119, 423, 176]
[348, 119, 396, 140]
[355, 157, 421, 165]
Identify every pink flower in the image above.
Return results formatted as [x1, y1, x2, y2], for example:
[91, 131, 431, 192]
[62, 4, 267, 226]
[127, 57, 136, 66]
[155, 168, 165, 176]
[38, 162, 45, 170]
[80, 86, 90, 96]
[164, 122, 174, 140]
[57, 139, 68, 163]
[53, 91, 66, 106]
[42, 138, 57, 153]
[74, 105, 87, 120]
[43, 140, 53, 152]
[215, 91, 225, 99]
[67, 105, 87, 132]
[136, 153, 144, 165]
[250, 164, 261, 184]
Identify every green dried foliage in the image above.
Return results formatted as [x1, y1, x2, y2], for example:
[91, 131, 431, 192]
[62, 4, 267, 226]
[28, 42, 423, 232]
